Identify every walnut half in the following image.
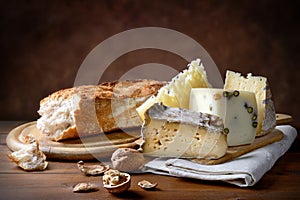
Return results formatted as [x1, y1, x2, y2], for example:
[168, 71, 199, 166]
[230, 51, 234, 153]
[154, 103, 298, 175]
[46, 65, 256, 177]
[102, 169, 131, 193]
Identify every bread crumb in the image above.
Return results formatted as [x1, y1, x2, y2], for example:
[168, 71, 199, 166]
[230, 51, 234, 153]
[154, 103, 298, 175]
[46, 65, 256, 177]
[8, 134, 48, 171]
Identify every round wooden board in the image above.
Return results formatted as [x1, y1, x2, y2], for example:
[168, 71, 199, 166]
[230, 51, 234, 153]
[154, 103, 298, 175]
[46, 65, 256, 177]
[6, 114, 292, 162]
[6, 121, 141, 160]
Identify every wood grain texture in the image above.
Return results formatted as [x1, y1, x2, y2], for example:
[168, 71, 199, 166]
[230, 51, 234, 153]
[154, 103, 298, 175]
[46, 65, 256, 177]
[1, 121, 300, 199]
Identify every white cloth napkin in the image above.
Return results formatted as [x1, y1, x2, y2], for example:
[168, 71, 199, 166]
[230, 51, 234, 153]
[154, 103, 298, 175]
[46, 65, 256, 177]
[143, 125, 297, 187]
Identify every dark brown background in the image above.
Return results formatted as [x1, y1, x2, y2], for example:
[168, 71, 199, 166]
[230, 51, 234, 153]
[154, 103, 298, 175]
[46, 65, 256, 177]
[0, 0, 299, 124]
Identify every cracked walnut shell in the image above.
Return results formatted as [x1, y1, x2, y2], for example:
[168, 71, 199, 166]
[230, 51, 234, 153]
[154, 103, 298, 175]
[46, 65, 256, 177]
[77, 160, 109, 176]
[102, 169, 131, 193]
[73, 182, 99, 193]
[138, 180, 158, 190]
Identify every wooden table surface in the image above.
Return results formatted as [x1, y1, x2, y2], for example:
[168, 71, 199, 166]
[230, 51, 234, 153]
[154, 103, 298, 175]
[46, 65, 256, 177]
[1, 121, 299, 200]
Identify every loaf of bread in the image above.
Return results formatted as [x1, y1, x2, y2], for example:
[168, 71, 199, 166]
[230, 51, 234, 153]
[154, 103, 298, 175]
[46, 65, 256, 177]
[37, 79, 164, 141]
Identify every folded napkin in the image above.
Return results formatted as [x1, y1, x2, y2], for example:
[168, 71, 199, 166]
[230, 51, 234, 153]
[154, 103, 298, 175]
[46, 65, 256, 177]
[143, 125, 297, 187]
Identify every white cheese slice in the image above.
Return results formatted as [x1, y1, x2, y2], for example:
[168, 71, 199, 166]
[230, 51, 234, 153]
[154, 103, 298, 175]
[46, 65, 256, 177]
[224, 70, 276, 136]
[141, 103, 227, 159]
[190, 88, 258, 146]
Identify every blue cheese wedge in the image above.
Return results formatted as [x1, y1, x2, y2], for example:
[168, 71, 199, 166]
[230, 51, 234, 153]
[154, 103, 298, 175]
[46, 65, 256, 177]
[190, 88, 258, 146]
[141, 103, 227, 159]
[224, 70, 276, 136]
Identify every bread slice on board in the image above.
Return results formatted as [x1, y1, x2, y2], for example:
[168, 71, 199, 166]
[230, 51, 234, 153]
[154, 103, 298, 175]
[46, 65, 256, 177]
[37, 80, 164, 141]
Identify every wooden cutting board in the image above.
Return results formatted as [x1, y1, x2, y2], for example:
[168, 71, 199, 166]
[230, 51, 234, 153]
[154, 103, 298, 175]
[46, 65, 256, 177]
[192, 113, 293, 165]
[6, 122, 141, 160]
[6, 113, 292, 161]
[191, 128, 283, 165]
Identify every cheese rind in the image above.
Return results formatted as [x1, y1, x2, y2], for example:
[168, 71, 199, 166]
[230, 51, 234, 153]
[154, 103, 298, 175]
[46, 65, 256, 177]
[141, 103, 227, 159]
[224, 70, 276, 136]
[190, 88, 258, 146]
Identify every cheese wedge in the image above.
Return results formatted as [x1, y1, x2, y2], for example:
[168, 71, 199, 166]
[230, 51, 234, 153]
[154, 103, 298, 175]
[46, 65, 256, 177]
[224, 70, 276, 136]
[141, 103, 227, 159]
[136, 58, 211, 122]
[190, 88, 258, 146]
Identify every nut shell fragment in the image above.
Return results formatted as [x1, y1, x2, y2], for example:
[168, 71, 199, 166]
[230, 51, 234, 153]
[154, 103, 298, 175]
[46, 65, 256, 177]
[103, 169, 131, 193]
[138, 180, 158, 190]
[77, 160, 109, 176]
[73, 182, 99, 193]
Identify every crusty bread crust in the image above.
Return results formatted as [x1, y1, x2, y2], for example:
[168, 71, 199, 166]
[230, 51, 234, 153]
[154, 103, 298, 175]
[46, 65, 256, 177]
[40, 79, 164, 104]
[37, 80, 164, 141]
[55, 126, 78, 141]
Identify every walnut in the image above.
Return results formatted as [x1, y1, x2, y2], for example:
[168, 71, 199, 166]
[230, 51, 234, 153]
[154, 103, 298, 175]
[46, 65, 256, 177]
[102, 169, 131, 193]
[111, 148, 145, 172]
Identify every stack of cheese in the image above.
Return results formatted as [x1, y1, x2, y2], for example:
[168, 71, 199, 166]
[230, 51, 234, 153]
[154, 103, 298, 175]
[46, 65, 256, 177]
[137, 59, 276, 159]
